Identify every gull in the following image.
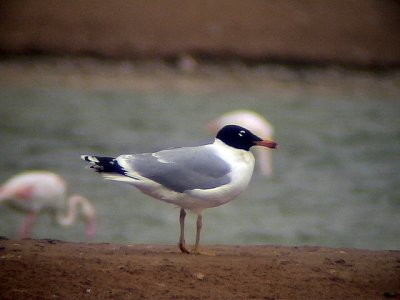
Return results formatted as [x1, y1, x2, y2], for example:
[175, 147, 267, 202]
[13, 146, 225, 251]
[0, 171, 97, 239]
[81, 125, 277, 254]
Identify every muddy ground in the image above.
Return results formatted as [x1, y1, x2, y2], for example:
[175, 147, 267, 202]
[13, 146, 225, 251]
[1, 238, 399, 299]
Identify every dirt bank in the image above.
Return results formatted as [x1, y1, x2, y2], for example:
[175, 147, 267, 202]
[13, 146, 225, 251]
[0, 238, 399, 299]
[1, 1, 399, 67]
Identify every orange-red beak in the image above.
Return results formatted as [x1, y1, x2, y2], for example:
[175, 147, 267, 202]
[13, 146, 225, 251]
[255, 140, 277, 149]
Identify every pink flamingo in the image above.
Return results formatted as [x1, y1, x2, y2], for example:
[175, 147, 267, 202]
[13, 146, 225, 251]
[208, 110, 275, 176]
[0, 171, 96, 239]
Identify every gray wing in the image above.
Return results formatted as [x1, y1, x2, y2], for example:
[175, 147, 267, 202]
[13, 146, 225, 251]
[122, 146, 231, 193]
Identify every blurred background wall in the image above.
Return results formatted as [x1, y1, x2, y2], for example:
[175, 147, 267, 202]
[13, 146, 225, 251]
[0, 0, 399, 67]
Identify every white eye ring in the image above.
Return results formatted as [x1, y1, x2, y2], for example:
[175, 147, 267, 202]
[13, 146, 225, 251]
[239, 130, 245, 137]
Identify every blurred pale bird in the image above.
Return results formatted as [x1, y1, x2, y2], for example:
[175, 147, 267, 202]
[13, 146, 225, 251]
[0, 171, 96, 239]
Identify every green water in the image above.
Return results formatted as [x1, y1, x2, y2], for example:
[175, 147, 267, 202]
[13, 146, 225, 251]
[0, 69, 399, 250]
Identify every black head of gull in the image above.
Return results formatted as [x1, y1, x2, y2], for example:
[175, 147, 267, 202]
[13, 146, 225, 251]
[216, 125, 277, 151]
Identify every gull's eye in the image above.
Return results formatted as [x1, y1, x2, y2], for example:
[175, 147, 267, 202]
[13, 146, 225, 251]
[238, 130, 246, 137]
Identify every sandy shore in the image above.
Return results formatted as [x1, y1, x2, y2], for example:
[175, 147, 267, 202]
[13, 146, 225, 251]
[1, 238, 399, 299]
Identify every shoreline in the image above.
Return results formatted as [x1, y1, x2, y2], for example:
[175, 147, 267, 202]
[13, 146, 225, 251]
[0, 57, 399, 100]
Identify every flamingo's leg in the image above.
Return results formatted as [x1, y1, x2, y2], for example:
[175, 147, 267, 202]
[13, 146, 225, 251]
[19, 211, 37, 238]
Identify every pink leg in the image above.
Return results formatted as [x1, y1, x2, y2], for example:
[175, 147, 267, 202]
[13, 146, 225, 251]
[194, 214, 203, 252]
[86, 217, 97, 240]
[178, 208, 190, 254]
[19, 211, 37, 238]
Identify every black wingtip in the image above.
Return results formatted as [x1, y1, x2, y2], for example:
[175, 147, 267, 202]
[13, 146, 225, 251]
[81, 155, 126, 175]
[81, 155, 93, 162]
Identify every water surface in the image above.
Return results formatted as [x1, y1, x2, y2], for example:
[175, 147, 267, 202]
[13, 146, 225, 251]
[0, 65, 399, 250]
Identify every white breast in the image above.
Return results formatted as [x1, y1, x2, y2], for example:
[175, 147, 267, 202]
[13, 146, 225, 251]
[184, 139, 255, 210]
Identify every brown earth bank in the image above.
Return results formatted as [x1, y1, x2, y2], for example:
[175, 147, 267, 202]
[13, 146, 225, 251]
[0, 0, 399, 68]
[0, 238, 399, 300]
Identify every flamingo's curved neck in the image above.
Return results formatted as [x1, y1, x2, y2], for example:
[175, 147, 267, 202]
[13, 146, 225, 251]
[56, 195, 96, 238]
